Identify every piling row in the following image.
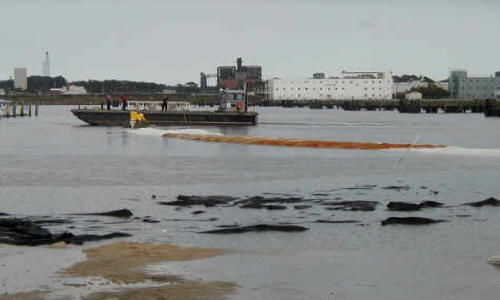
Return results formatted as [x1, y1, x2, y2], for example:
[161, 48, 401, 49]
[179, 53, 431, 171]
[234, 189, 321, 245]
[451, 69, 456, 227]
[254, 99, 492, 114]
[0, 103, 39, 119]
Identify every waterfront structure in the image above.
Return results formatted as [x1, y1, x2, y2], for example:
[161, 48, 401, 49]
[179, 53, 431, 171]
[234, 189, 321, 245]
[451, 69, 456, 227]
[14, 68, 27, 90]
[162, 89, 177, 94]
[42, 51, 50, 77]
[449, 70, 500, 100]
[265, 71, 393, 100]
[200, 72, 208, 89]
[217, 66, 237, 89]
[49, 85, 88, 95]
[217, 58, 262, 90]
[64, 85, 87, 95]
[405, 91, 422, 100]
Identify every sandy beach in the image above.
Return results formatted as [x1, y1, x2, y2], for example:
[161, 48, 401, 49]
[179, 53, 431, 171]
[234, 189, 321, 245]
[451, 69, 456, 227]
[1, 242, 236, 300]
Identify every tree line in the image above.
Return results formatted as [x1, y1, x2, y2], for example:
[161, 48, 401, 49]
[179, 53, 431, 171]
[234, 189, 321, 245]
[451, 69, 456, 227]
[394, 83, 449, 99]
[0, 76, 66, 93]
[408, 84, 449, 99]
[72, 80, 214, 94]
[392, 74, 449, 99]
[0, 79, 14, 90]
[71, 80, 169, 94]
[392, 74, 435, 83]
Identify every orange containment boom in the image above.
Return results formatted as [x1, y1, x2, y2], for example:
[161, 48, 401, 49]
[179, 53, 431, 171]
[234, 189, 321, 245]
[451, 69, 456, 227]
[162, 133, 446, 150]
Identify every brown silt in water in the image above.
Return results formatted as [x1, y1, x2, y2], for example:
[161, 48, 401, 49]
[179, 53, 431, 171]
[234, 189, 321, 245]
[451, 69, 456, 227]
[162, 133, 445, 150]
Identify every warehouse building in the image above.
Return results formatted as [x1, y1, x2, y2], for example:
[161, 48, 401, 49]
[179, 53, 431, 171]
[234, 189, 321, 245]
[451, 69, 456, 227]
[449, 70, 500, 100]
[265, 71, 393, 100]
[217, 57, 262, 90]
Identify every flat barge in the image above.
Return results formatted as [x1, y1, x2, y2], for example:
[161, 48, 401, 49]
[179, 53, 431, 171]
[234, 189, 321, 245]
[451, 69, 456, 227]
[71, 90, 258, 126]
[71, 109, 258, 126]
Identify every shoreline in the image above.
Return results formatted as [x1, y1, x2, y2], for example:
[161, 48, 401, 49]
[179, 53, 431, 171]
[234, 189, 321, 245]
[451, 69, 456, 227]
[0, 241, 236, 300]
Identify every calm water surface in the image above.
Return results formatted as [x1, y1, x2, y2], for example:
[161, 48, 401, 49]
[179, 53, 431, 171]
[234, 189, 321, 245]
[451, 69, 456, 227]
[1, 106, 500, 299]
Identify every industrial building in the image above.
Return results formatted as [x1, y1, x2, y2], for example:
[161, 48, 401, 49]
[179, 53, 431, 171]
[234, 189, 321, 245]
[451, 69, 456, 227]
[201, 57, 262, 90]
[217, 65, 237, 89]
[265, 71, 393, 101]
[449, 70, 500, 100]
[218, 58, 262, 90]
[14, 68, 27, 90]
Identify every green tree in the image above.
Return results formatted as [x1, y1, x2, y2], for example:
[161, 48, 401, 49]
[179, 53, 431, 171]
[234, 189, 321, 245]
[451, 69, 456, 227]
[27, 76, 67, 93]
[393, 74, 435, 83]
[72, 79, 168, 93]
[0, 79, 14, 90]
[409, 84, 449, 99]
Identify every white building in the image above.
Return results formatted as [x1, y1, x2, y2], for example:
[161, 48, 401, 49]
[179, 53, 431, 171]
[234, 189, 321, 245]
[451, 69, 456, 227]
[405, 91, 422, 100]
[393, 81, 428, 94]
[14, 68, 27, 90]
[449, 70, 500, 100]
[49, 85, 87, 95]
[266, 71, 393, 100]
[63, 85, 87, 94]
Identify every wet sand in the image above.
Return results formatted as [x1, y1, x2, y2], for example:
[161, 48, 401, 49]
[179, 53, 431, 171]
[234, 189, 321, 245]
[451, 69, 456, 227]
[83, 281, 237, 300]
[62, 241, 232, 283]
[2, 242, 236, 300]
[0, 291, 48, 300]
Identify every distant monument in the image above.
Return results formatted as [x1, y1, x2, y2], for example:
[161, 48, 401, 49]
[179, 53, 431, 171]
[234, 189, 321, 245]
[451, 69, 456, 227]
[42, 51, 50, 77]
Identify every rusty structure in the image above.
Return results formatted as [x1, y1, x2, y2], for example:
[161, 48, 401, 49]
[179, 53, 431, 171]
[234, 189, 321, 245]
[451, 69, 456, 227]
[201, 57, 262, 90]
[217, 65, 237, 89]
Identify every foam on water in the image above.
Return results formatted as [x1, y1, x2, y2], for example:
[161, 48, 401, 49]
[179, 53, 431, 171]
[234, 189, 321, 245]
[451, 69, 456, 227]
[388, 146, 500, 158]
[127, 127, 223, 137]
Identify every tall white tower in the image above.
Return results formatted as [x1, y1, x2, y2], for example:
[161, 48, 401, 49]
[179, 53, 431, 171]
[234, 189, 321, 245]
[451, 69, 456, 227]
[42, 51, 50, 77]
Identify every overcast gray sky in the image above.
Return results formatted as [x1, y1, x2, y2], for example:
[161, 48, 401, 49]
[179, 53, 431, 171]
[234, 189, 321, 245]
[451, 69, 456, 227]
[1, 0, 499, 84]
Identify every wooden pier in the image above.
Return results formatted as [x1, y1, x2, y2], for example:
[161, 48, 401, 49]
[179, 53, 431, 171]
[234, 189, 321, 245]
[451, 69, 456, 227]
[254, 99, 500, 116]
[0, 102, 39, 119]
[485, 99, 500, 117]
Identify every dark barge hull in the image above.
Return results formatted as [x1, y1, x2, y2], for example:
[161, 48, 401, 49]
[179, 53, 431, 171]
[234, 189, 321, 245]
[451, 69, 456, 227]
[71, 109, 258, 126]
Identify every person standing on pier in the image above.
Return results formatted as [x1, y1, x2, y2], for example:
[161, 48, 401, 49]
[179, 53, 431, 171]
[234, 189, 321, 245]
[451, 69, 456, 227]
[121, 94, 128, 111]
[162, 96, 169, 111]
[105, 95, 112, 110]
